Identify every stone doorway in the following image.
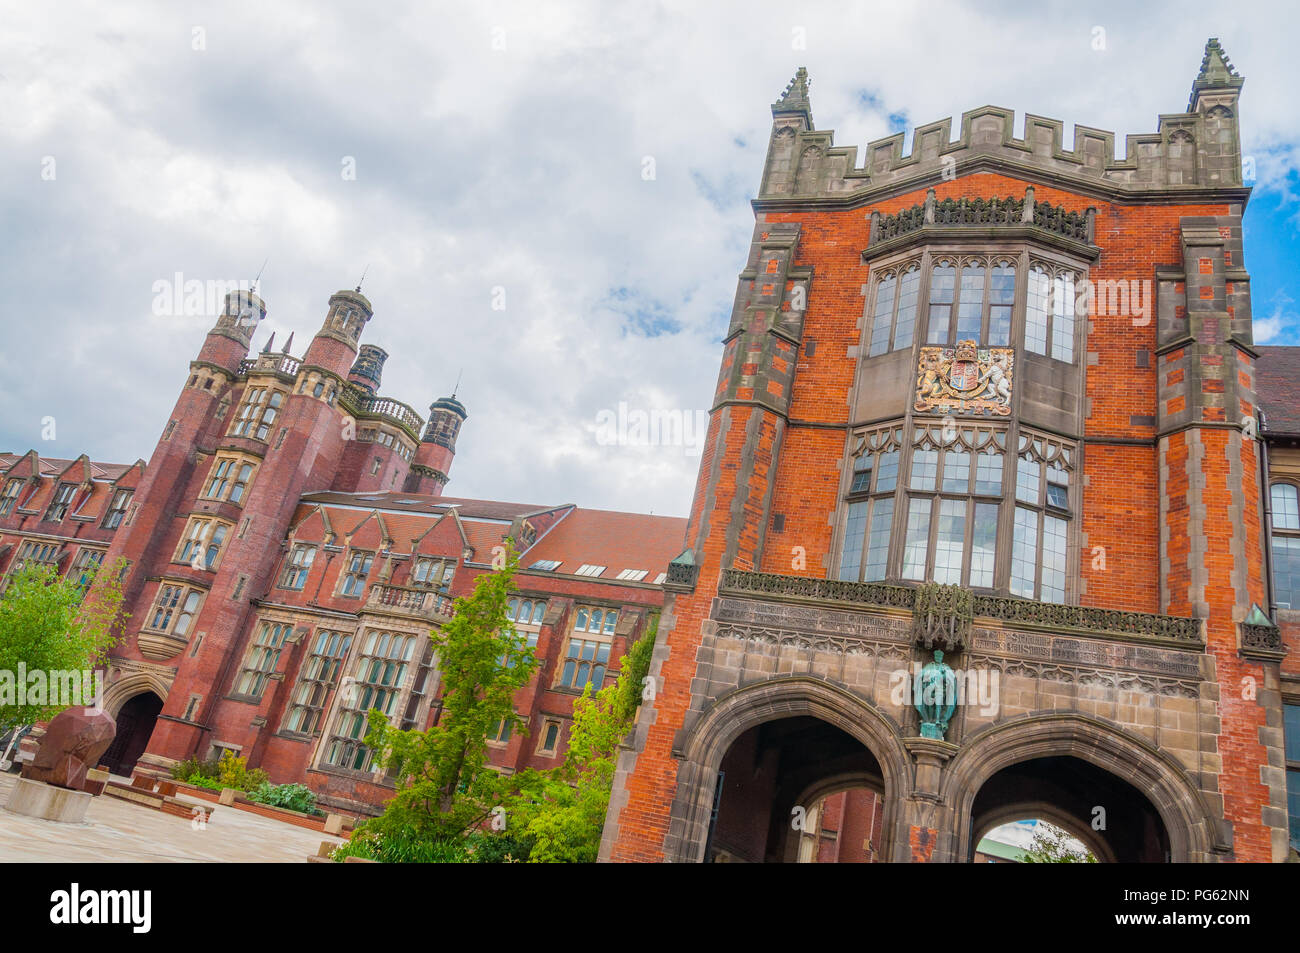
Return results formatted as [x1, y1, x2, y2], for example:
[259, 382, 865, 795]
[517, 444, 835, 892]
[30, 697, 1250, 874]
[705, 716, 886, 863]
[100, 692, 163, 777]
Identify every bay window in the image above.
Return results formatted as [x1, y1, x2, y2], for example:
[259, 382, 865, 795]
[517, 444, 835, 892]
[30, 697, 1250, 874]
[835, 421, 1073, 602]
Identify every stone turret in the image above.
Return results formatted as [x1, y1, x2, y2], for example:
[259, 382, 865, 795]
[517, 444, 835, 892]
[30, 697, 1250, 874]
[347, 344, 388, 395]
[404, 394, 467, 497]
[196, 289, 266, 372]
[302, 289, 372, 379]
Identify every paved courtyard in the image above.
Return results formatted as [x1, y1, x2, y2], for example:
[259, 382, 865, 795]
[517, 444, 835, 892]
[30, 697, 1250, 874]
[0, 773, 344, 862]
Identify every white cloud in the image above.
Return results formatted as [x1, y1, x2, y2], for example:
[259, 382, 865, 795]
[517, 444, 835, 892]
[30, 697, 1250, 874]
[2, 1, 1298, 516]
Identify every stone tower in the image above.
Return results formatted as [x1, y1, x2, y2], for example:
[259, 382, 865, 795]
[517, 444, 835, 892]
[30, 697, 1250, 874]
[602, 41, 1286, 863]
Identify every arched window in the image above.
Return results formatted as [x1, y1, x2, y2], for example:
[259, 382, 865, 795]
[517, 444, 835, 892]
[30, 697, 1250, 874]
[838, 426, 903, 582]
[900, 424, 1007, 588]
[923, 257, 1018, 347]
[867, 263, 921, 357]
[1025, 261, 1079, 363]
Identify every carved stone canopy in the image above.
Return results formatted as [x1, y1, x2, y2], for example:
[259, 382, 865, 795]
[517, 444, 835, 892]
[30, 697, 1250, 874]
[913, 582, 973, 653]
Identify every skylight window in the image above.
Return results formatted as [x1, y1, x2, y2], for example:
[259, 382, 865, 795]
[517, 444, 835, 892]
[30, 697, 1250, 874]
[616, 569, 648, 581]
[529, 559, 562, 571]
[575, 564, 606, 577]
[654, 572, 668, 585]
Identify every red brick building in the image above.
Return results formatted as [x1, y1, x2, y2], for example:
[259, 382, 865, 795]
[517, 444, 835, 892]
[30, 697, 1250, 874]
[602, 40, 1299, 862]
[0, 288, 685, 817]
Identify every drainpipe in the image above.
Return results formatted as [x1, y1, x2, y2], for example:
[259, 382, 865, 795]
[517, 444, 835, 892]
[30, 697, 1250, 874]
[1258, 410, 1277, 619]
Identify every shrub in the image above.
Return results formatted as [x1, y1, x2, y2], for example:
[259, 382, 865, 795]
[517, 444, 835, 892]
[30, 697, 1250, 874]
[184, 774, 224, 792]
[330, 824, 470, 863]
[171, 756, 219, 781]
[465, 831, 529, 863]
[248, 782, 322, 816]
[216, 750, 269, 793]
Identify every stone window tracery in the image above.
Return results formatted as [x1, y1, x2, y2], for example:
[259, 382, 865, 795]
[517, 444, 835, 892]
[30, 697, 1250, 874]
[901, 424, 1006, 587]
[835, 421, 1076, 602]
[862, 247, 1086, 369]
[925, 256, 1016, 347]
[1026, 260, 1081, 363]
[867, 260, 921, 356]
[230, 386, 286, 442]
[838, 425, 903, 582]
[1009, 432, 1074, 602]
[283, 629, 352, 734]
[324, 629, 417, 772]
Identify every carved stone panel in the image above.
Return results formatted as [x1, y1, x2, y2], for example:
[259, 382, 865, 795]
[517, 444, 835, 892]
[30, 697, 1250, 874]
[915, 340, 1014, 416]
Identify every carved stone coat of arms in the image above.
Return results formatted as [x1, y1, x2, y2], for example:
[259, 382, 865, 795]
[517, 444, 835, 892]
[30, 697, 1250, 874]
[915, 340, 1014, 416]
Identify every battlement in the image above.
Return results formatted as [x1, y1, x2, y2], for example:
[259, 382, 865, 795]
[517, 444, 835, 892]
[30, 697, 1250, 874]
[761, 82, 1244, 205]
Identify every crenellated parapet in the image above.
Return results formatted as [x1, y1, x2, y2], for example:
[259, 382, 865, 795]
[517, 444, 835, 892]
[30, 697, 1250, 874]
[760, 41, 1246, 206]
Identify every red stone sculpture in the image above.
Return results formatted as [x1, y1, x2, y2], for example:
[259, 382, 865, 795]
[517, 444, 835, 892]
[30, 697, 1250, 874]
[20, 708, 116, 790]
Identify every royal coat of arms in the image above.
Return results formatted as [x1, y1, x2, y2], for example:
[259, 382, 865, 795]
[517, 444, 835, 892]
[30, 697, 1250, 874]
[915, 340, 1014, 416]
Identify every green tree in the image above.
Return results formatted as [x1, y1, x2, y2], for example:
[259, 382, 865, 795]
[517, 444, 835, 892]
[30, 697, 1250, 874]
[1019, 821, 1098, 863]
[0, 561, 127, 731]
[503, 614, 658, 863]
[360, 547, 539, 845]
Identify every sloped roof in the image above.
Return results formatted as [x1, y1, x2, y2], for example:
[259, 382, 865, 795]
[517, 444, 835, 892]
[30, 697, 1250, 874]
[519, 508, 687, 580]
[1256, 346, 1300, 436]
[299, 490, 562, 522]
[0, 451, 137, 482]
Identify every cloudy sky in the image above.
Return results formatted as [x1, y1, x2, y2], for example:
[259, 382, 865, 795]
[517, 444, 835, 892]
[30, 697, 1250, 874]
[2, 1, 1297, 517]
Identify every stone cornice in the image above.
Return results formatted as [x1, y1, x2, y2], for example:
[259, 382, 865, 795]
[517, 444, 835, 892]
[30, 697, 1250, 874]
[755, 153, 1251, 214]
[718, 568, 1205, 650]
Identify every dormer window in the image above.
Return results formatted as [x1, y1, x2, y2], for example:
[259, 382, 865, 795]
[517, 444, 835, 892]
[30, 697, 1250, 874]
[0, 479, 23, 517]
[279, 543, 317, 591]
[340, 550, 373, 598]
[103, 489, 132, 528]
[45, 482, 78, 522]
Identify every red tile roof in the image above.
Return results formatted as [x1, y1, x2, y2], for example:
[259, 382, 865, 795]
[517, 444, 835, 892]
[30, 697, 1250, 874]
[0, 451, 138, 482]
[519, 508, 687, 580]
[299, 490, 564, 522]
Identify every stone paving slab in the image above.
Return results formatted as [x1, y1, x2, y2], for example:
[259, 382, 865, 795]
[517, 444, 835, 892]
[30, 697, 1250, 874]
[0, 773, 344, 863]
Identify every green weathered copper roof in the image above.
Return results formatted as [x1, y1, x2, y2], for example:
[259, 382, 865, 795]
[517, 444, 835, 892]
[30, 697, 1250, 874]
[974, 838, 1028, 862]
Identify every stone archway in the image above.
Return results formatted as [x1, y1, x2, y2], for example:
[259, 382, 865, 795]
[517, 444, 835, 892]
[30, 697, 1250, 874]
[971, 803, 1118, 864]
[943, 713, 1221, 863]
[662, 676, 911, 863]
[102, 671, 170, 718]
[778, 771, 886, 863]
[100, 691, 164, 777]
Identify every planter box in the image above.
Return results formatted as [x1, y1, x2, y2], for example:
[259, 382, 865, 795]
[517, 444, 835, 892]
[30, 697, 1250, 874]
[170, 781, 220, 803]
[170, 780, 336, 833]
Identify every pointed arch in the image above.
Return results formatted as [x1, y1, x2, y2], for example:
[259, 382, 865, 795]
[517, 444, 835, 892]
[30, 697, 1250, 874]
[664, 675, 911, 863]
[942, 712, 1220, 862]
